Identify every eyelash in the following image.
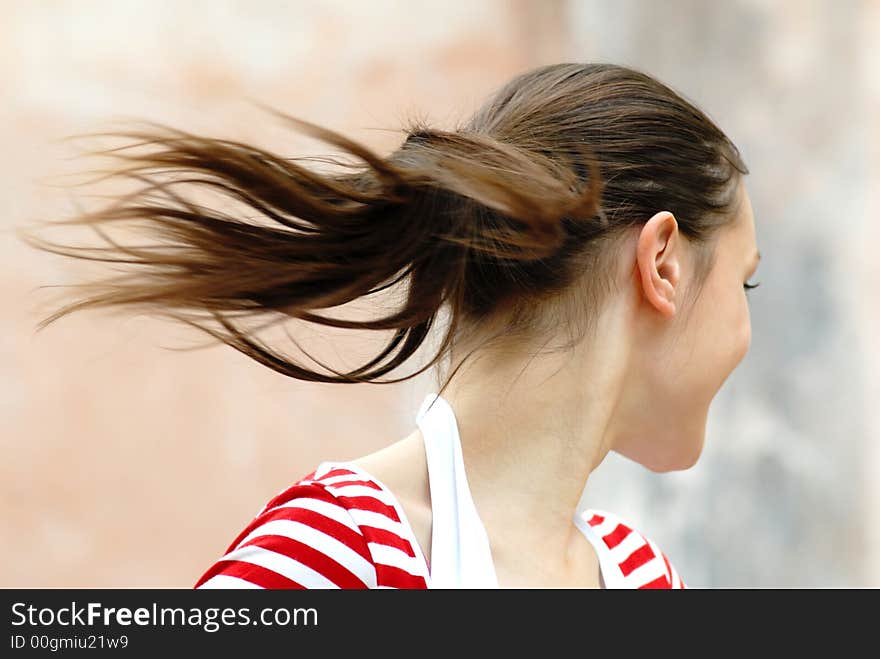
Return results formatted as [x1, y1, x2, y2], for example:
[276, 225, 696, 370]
[744, 280, 761, 291]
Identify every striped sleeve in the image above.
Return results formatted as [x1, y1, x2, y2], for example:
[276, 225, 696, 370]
[194, 480, 378, 589]
[583, 509, 687, 589]
[314, 466, 430, 589]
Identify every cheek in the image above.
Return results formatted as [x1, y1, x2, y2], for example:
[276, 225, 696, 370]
[697, 290, 751, 389]
[733, 297, 752, 365]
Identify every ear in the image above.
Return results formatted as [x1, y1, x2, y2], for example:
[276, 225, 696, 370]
[636, 211, 681, 317]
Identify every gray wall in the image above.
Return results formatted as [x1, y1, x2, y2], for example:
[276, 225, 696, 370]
[570, 0, 879, 587]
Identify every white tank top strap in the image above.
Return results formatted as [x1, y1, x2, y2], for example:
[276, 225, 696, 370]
[416, 392, 499, 588]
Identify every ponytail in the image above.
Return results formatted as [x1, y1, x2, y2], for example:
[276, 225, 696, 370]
[18, 104, 604, 384]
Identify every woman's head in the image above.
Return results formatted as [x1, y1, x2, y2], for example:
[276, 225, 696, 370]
[438, 63, 749, 345]
[19, 62, 752, 470]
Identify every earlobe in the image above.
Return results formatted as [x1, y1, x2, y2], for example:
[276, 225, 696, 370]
[636, 211, 680, 317]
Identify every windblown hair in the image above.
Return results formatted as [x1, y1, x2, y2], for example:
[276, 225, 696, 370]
[19, 62, 748, 391]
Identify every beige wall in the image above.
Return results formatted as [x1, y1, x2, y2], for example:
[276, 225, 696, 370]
[2, 0, 876, 586]
[2, 0, 569, 587]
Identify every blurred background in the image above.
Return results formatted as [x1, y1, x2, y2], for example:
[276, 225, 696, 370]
[2, 0, 877, 587]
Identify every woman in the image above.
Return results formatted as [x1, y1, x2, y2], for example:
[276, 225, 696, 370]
[22, 62, 759, 588]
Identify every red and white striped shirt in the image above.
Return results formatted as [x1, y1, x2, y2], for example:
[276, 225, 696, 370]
[194, 462, 686, 589]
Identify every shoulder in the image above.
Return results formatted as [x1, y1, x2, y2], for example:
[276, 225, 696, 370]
[581, 508, 686, 589]
[194, 463, 428, 589]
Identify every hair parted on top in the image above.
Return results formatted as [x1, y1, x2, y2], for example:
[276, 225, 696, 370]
[18, 62, 748, 391]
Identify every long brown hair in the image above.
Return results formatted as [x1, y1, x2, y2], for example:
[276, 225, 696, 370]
[18, 62, 748, 395]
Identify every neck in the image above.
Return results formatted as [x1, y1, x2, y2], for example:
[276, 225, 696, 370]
[438, 304, 634, 563]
